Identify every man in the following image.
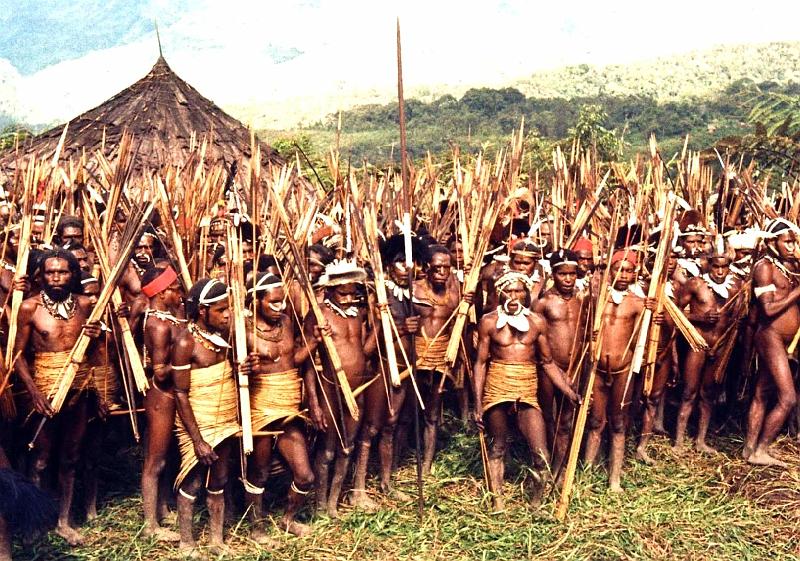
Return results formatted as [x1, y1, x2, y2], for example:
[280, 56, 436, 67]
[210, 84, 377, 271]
[13, 250, 101, 545]
[477, 239, 538, 317]
[66, 244, 91, 274]
[473, 271, 578, 510]
[532, 249, 589, 473]
[413, 245, 471, 474]
[674, 211, 710, 284]
[572, 237, 596, 293]
[171, 278, 245, 556]
[304, 260, 376, 518]
[351, 235, 421, 507]
[243, 272, 323, 540]
[584, 249, 653, 492]
[140, 265, 184, 542]
[55, 216, 84, 249]
[132, 232, 158, 278]
[675, 248, 743, 453]
[744, 218, 800, 467]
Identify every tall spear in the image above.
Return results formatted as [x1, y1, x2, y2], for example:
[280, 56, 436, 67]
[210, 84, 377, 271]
[397, 17, 425, 520]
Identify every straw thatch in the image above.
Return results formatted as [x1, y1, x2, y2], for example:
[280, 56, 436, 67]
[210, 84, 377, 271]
[0, 56, 283, 177]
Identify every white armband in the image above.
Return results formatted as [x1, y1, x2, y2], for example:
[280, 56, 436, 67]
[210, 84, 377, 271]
[754, 284, 776, 298]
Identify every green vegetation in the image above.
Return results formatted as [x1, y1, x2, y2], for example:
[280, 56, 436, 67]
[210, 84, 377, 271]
[262, 79, 800, 169]
[16, 419, 799, 560]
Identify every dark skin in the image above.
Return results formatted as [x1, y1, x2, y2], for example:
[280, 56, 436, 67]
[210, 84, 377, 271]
[304, 282, 377, 518]
[675, 256, 742, 453]
[59, 225, 83, 248]
[351, 260, 420, 507]
[473, 280, 578, 510]
[532, 264, 588, 473]
[413, 251, 472, 475]
[133, 235, 156, 270]
[745, 232, 800, 467]
[13, 257, 101, 546]
[140, 280, 183, 542]
[244, 285, 324, 540]
[584, 259, 657, 492]
[171, 298, 249, 556]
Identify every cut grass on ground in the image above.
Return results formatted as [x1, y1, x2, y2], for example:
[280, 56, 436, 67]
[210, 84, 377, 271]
[14, 419, 800, 561]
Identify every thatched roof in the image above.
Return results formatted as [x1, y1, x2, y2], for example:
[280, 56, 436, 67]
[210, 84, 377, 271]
[0, 56, 283, 175]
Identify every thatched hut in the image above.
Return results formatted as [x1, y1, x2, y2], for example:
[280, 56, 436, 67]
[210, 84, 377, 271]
[0, 55, 283, 177]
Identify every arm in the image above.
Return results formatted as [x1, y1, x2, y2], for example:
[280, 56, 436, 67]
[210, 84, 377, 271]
[145, 321, 173, 385]
[754, 263, 800, 319]
[171, 335, 217, 465]
[301, 313, 327, 431]
[472, 317, 493, 426]
[13, 301, 53, 416]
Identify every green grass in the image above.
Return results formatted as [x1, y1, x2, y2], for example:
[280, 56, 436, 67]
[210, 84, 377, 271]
[14, 419, 800, 561]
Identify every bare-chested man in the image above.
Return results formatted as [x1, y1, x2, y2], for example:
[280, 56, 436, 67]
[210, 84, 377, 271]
[477, 239, 538, 317]
[171, 278, 246, 557]
[351, 236, 421, 507]
[474, 271, 579, 510]
[243, 272, 323, 540]
[533, 249, 589, 473]
[675, 250, 743, 453]
[584, 249, 655, 492]
[304, 260, 376, 517]
[744, 219, 800, 467]
[13, 250, 101, 545]
[139, 265, 184, 542]
[413, 245, 471, 474]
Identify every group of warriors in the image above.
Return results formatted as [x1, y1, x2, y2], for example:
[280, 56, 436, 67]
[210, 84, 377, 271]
[0, 149, 798, 560]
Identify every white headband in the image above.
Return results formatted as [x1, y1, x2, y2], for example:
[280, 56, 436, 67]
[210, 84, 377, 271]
[198, 279, 229, 304]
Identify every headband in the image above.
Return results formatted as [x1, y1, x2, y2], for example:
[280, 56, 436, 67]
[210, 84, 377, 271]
[81, 275, 99, 286]
[142, 266, 178, 298]
[572, 237, 593, 253]
[549, 249, 579, 270]
[247, 273, 283, 295]
[611, 249, 637, 267]
[198, 278, 228, 304]
[495, 270, 533, 292]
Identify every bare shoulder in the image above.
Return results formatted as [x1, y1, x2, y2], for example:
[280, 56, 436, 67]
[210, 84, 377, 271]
[752, 258, 773, 284]
[478, 311, 497, 334]
[529, 311, 547, 329]
[20, 293, 42, 313]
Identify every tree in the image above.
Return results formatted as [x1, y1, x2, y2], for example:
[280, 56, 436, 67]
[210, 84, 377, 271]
[568, 104, 622, 161]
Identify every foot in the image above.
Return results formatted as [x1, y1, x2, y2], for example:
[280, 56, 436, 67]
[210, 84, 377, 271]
[86, 505, 98, 522]
[55, 523, 85, 546]
[251, 528, 280, 547]
[178, 542, 206, 560]
[635, 446, 656, 465]
[326, 504, 340, 519]
[695, 441, 718, 454]
[608, 480, 623, 493]
[747, 450, 788, 468]
[653, 423, 668, 436]
[672, 441, 686, 453]
[143, 525, 181, 542]
[742, 445, 754, 460]
[382, 486, 411, 502]
[281, 517, 311, 537]
[208, 542, 232, 557]
[490, 495, 505, 513]
[348, 490, 378, 511]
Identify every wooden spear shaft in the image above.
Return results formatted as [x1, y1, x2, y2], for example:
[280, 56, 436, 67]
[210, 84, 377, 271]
[227, 224, 253, 455]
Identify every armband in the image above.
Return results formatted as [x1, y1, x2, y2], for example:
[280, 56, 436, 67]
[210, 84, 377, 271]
[171, 364, 191, 371]
[754, 284, 776, 298]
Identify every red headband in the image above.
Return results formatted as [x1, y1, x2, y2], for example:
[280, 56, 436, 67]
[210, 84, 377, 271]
[572, 237, 593, 253]
[611, 249, 637, 267]
[142, 266, 178, 298]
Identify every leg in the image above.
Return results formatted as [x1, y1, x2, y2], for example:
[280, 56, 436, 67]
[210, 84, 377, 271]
[422, 373, 443, 476]
[141, 388, 179, 541]
[313, 429, 336, 514]
[695, 362, 720, 454]
[206, 440, 233, 555]
[177, 470, 202, 556]
[0, 516, 9, 561]
[379, 381, 409, 497]
[636, 356, 670, 464]
[551, 396, 575, 474]
[607, 373, 633, 493]
[516, 405, 550, 507]
[55, 395, 89, 546]
[326, 407, 362, 518]
[83, 417, 102, 521]
[675, 350, 705, 451]
[537, 373, 556, 451]
[750, 330, 797, 466]
[584, 377, 609, 466]
[744, 361, 770, 459]
[350, 374, 386, 510]
[483, 405, 510, 511]
[275, 423, 315, 536]
[245, 434, 274, 544]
